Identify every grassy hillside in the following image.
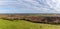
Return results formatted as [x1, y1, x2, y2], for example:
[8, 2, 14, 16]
[0, 19, 59, 29]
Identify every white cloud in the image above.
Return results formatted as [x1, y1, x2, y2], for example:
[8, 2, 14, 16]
[19, 0, 60, 13]
[0, 0, 17, 5]
[0, 0, 60, 13]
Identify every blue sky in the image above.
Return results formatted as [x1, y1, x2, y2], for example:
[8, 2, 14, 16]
[0, 0, 60, 13]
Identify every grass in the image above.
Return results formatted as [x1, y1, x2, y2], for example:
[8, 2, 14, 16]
[0, 19, 59, 29]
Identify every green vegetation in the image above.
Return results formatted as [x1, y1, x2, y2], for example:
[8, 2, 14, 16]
[0, 19, 59, 29]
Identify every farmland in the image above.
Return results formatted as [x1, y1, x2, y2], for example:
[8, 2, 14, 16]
[0, 19, 60, 29]
[0, 14, 60, 29]
[0, 14, 60, 23]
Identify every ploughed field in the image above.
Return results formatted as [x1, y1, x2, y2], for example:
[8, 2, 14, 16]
[0, 14, 60, 23]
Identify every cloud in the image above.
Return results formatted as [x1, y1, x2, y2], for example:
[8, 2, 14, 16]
[0, 0, 60, 13]
[18, 0, 60, 13]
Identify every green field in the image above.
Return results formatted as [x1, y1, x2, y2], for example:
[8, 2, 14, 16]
[0, 19, 59, 29]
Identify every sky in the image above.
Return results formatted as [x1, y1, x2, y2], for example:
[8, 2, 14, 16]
[0, 0, 60, 13]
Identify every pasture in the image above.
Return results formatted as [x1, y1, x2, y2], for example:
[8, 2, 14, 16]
[0, 19, 59, 29]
